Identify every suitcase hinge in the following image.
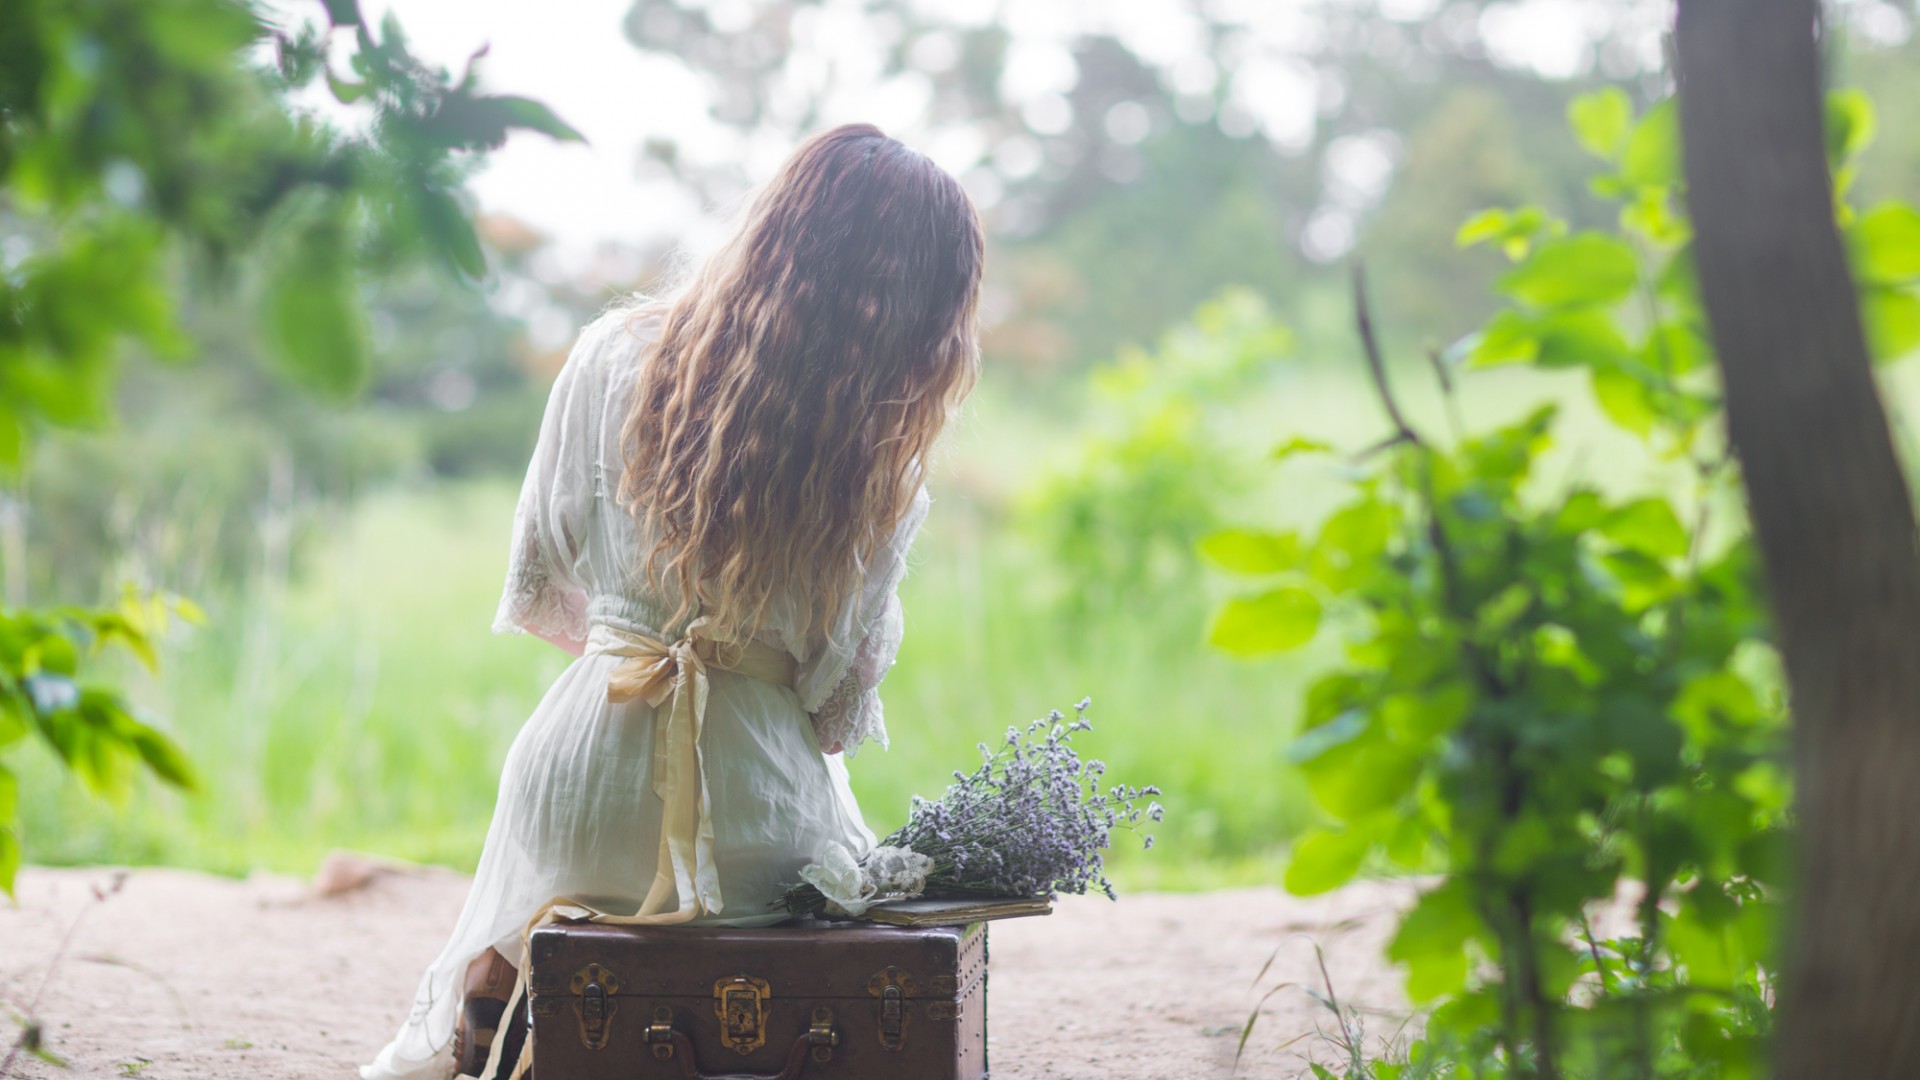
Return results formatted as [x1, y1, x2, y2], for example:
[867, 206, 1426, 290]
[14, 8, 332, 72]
[569, 963, 621, 1051]
[808, 1006, 839, 1064]
[867, 966, 916, 1052]
[713, 974, 772, 1055]
[644, 1006, 675, 1061]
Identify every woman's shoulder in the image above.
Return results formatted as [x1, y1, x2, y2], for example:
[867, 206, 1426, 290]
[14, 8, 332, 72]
[580, 298, 666, 371]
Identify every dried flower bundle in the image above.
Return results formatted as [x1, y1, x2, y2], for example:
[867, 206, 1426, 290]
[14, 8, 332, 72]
[779, 698, 1163, 917]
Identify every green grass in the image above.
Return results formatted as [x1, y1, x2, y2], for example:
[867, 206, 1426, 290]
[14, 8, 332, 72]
[26, 340, 1853, 894]
[16, 488, 1321, 891]
[15, 471, 1317, 889]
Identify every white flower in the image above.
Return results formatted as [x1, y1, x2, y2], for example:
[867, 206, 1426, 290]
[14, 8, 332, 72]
[864, 845, 934, 897]
[798, 841, 879, 916]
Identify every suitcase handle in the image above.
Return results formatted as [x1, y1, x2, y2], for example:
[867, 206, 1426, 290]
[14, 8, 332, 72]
[652, 1029, 816, 1080]
[644, 1008, 840, 1080]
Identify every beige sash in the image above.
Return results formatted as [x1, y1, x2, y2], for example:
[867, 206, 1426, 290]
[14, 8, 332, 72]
[596, 618, 798, 922]
[478, 618, 799, 1080]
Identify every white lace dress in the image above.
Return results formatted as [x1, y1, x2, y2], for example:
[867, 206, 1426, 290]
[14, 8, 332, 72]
[359, 308, 926, 1080]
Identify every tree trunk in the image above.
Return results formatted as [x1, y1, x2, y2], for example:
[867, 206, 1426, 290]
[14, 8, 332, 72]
[1676, 1, 1920, 1074]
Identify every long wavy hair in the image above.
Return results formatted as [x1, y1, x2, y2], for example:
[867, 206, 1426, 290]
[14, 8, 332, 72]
[617, 124, 984, 646]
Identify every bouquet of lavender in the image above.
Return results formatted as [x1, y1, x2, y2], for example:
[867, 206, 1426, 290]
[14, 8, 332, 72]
[777, 698, 1163, 917]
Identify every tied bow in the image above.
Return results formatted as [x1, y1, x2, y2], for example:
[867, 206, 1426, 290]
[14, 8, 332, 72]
[592, 618, 738, 924]
[484, 618, 796, 1080]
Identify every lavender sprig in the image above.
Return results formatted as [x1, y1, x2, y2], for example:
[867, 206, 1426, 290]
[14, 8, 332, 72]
[779, 698, 1164, 916]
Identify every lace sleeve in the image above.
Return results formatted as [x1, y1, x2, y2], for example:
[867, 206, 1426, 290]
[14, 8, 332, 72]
[795, 485, 930, 758]
[495, 510, 590, 640]
[808, 592, 904, 757]
[491, 317, 611, 640]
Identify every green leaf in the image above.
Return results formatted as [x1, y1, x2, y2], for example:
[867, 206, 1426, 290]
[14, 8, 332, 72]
[325, 69, 369, 104]
[1568, 87, 1633, 162]
[1284, 825, 1372, 895]
[1670, 903, 1739, 987]
[1601, 498, 1689, 560]
[0, 695, 25, 749]
[170, 595, 208, 625]
[1209, 587, 1321, 656]
[0, 762, 15, 822]
[1534, 624, 1602, 685]
[1850, 202, 1920, 285]
[1621, 99, 1681, 190]
[1456, 206, 1563, 261]
[1388, 882, 1479, 1002]
[1591, 363, 1659, 437]
[1864, 287, 1920, 364]
[1555, 489, 1608, 533]
[1826, 89, 1878, 165]
[0, 827, 18, 899]
[1497, 234, 1639, 310]
[1467, 309, 1631, 372]
[1380, 684, 1470, 744]
[128, 723, 199, 791]
[1457, 208, 1510, 248]
[1429, 991, 1500, 1040]
[1657, 248, 1704, 320]
[1607, 700, 1685, 785]
[1308, 500, 1395, 591]
[1288, 709, 1369, 765]
[1475, 583, 1532, 634]
[1643, 321, 1711, 377]
[418, 188, 488, 280]
[1532, 310, 1634, 369]
[1301, 728, 1422, 822]
[426, 93, 587, 152]
[486, 95, 588, 143]
[1269, 436, 1333, 461]
[1198, 529, 1303, 575]
[1620, 188, 1691, 247]
[0, 405, 23, 474]
[1674, 670, 1763, 742]
[319, 0, 364, 26]
[1463, 310, 1537, 368]
[1600, 549, 1677, 612]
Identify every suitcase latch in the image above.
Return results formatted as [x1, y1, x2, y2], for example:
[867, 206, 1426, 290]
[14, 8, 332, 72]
[867, 966, 916, 1052]
[569, 963, 621, 1051]
[713, 974, 771, 1055]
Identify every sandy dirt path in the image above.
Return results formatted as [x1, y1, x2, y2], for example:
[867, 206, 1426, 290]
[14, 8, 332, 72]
[0, 865, 1414, 1079]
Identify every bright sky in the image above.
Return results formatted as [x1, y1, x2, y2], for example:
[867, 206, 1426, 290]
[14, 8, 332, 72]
[326, 0, 1673, 267]
[357, 0, 701, 263]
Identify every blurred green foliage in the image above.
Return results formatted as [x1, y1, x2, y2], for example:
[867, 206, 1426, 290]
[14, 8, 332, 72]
[1017, 289, 1286, 623]
[6, 0, 1920, 949]
[1221, 88, 1920, 1076]
[0, 0, 576, 894]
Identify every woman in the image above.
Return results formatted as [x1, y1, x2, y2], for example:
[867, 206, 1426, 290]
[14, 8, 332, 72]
[360, 123, 983, 1080]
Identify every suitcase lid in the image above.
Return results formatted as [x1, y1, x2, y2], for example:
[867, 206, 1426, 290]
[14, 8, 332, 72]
[526, 919, 987, 1003]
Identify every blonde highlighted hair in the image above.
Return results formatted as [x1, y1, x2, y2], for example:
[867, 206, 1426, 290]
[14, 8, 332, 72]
[618, 124, 984, 646]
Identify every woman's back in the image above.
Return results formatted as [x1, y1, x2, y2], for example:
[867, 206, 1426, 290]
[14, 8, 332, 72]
[362, 123, 980, 1080]
[492, 305, 931, 755]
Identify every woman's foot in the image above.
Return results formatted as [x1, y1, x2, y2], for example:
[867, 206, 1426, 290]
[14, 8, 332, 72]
[452, 949, 518, 1078]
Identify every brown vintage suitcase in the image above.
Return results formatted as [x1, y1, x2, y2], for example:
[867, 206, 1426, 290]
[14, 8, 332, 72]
[526, 919, 989, 1079]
